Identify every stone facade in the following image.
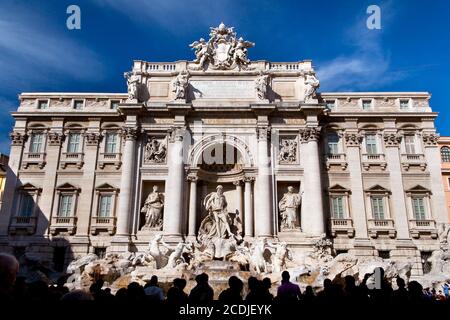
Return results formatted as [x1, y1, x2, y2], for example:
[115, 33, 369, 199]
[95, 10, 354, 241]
[0, 24, 448, 279]
[438, 136, 450, 222]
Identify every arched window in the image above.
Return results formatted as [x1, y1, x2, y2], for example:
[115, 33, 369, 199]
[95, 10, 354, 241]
[441, 146, 450, 162]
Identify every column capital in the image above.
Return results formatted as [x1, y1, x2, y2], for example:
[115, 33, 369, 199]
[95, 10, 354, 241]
[344, 132, 363, 147]
[168, 126, 185, 143]
[257, 126, 270, 141]
[243, 176, 255, 183]
[10, 131, 27, 146]
[122, 126, 139, 141]
[47, 131, 65, 146]
[383, 132, 402, 147]
[300, 127, 321, 142]
[187, 174, 198, 183]
[85, 132, 102, 146]
[422, 133, 439, 147]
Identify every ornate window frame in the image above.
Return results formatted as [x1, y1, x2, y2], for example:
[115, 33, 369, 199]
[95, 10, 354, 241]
[91, 183, 119, 235]
[60, 125, 86, 169]
[365, 185, 392, 220]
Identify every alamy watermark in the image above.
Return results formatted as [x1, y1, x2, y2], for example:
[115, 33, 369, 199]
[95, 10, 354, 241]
[66, 5, 81, 30]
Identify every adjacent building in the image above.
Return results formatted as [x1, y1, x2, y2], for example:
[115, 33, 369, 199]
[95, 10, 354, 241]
[439, 136, 450, 222]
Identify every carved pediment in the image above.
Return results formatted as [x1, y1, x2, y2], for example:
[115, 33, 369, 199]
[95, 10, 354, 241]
[405, 185, 431, 194]
[95, 183, 118, 191]
[365, 184, 390, 194]
[328, 184, 351, 193]
[56, 183, 80, 191]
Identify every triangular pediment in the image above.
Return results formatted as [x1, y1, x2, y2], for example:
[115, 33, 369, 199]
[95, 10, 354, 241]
[405, 185, 431, 193]
[56, 182, 78, 190]
[365, 184, 390, 193]
[328, 184, 350, 192]
[18, 183, 41, 191]
[95, 183, 118, 191]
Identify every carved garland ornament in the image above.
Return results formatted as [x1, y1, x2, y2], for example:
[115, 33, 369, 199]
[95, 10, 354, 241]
[383, 133, 402, 147]
[344, 133, 363, 146]
[10, 132, 28, 146]
[422, 133, 439, 146]
[300, 127, 321, 142]
[122, 127, 139, 141]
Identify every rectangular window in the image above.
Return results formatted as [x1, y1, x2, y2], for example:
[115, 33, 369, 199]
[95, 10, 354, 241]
[110, 100, 120, 110]
[404, 135, 416, 154]
[105, 133, 118, 153]
[94, 247, 106, 259]
[20, 194, 34, 217]
[73, 100, 84, 110]
[378, 250, 390, 259]
[365, 134, 378, 154]
[400, 99, 410, 109]
[67, 133, 81, 153]
[98, 195, 112, 217]
[327, 134, 339, 155]
[362, 99, 372, 110]
[53, 247, 66, 272]
[412, 197, 426, 220]
[326, 100, 336, 110]
[29, 133, 44, 153]
[371, 196, 385, 220]
[331, 196, 344, 219]
[37, 100, 48, 109]
[58, 195, 73, 217]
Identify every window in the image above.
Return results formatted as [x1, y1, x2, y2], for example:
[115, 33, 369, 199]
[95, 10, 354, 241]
[327, 133, 339, 154]
[110, 100, 120, 110]
[400, 99, 410, 109]
[58, 195, 73, 217]
[326, 100, 335, 110]
[29, 133, 44, 153]
[362, 99, 372, 110]
[371, 196, 385, 220]
[404, 135, 416, 154]
[331, 196, 344, 219]
[98, 195, 112, 217]
[441, 147, 450, 162]
[94, 247, 106, 259]
[421, 251, 432, 275]
[365, 134, 378, 154]
[20, 194, 34, 217]
[73, 100, 84, 110]
[378, 250, 390, 259]
[412, 197, 426, 220]
[37, 100, 48, 109]
[53, 247, 66, 272]
[67, 133, 81, 153]
[105, 133, 118, 153]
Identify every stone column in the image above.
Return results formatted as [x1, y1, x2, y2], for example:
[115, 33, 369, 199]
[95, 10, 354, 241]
[187, 175, 198, 237]
[344, 131, 370, 242]
[300, 127, 325, 235]
[115, 127, 138, 238]
[244, 176, 254, 237]
[254, 127, 273, 237]
[234, 180, 244, 236]
[423, 133, 448, 224]
[383, 132, 410, 239]
[163, 127, 185, 239]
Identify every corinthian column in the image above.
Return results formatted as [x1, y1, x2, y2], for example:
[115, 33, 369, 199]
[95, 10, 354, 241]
[163, 127, 185, 239]
[300, 127, 325, 235]
[115, 127, 138, 238]
[244, 176, 255, 237]
[187, 175, 198, 237]
[254, 127, 273, 237]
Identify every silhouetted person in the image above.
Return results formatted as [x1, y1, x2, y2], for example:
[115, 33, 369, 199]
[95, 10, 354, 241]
[60, 289, 94, 301]
[219, 276, 244, 303]
[317, 278, 333, 304]
[167, 278, 189, 305]
[189, 273, 214, 303]
[367, 268, 392, 304]
[115, 287, 128, 302]
[245, 276, 262, 303]
[0, 253, 19, 301]
[408, 280, 425, 303]
[303, 286, 316, 304]
[277, 271, 301, 302]
[391, 277, 408, 304]
[260, 277, 274, 303]
[144, 275, 164, 301]
[127, 282, 146, 302]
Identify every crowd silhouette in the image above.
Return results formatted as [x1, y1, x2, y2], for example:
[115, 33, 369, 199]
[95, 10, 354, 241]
[1, 253, 449, 307]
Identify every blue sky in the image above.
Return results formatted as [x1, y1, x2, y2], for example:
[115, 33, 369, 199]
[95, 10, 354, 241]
[0, 0, 449, 154]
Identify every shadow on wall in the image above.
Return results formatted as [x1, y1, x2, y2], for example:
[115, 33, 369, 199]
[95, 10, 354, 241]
[0, 168, 75, 285]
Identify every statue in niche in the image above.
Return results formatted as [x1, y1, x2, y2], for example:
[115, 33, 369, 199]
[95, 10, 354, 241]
[144, 137, 167, 163]
[279, 139, 297, 163]
[304, 73, 320, 101]
[255, 71, 270, 100]
[141, 185, 164, 230]
[198, 185, 233, 240]
[279, 186, 302, 230]
[172, 70, 190, 100]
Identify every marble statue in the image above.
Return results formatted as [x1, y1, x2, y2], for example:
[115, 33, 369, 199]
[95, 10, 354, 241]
[149, 234, 170, 268]
[167, 242, 193, 269]
[198, 185, 233, 240]
[172, 70, 190, 100]
[189, 22, 254, 70]
[271, 242, 292, 273]
[279, 138, 297, 163]
[144, 137, 167, 163]
[124, 71, 140, 102]
[250, 238, 271, 274]
[438, 223, 450, 245]
[279, 186, 302, 230]
[141, 185, 164, 230]
[255, 72, 270, 100]
[304, 73, 320, 101]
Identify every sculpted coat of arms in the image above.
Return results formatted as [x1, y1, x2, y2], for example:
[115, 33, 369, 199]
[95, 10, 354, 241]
[189, 22, 255, 71]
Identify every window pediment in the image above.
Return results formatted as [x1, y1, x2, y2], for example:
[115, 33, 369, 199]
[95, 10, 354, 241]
[405, 185, 431, 195]
[95, 183, 119, 192]
[365, 184, 391, 194]
[56, 183, 80, 192]
[17, 183, 42, 193]
[328, 184, 351, 194]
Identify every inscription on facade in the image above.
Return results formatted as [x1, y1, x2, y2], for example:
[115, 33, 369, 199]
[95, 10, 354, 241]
[191, 80, 254, 99]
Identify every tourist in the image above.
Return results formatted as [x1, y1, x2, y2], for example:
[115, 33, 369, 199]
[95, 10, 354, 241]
[167, 278, 189, 304]
[276, 271, 301, 301]
[442, 282, 449, 298]
[144, 275, 164, 301]
[127, 282, 146, 302]
[260, 277, 274, 303]
[219, 276, 244, 303]
[60, 289, 94, 301]
[0, 253, 19, 301]
[245, 276, 262, 302]
[302, 286, 316, 304]
[189, 273, 214, 303]
[391, 277, 408, 304]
